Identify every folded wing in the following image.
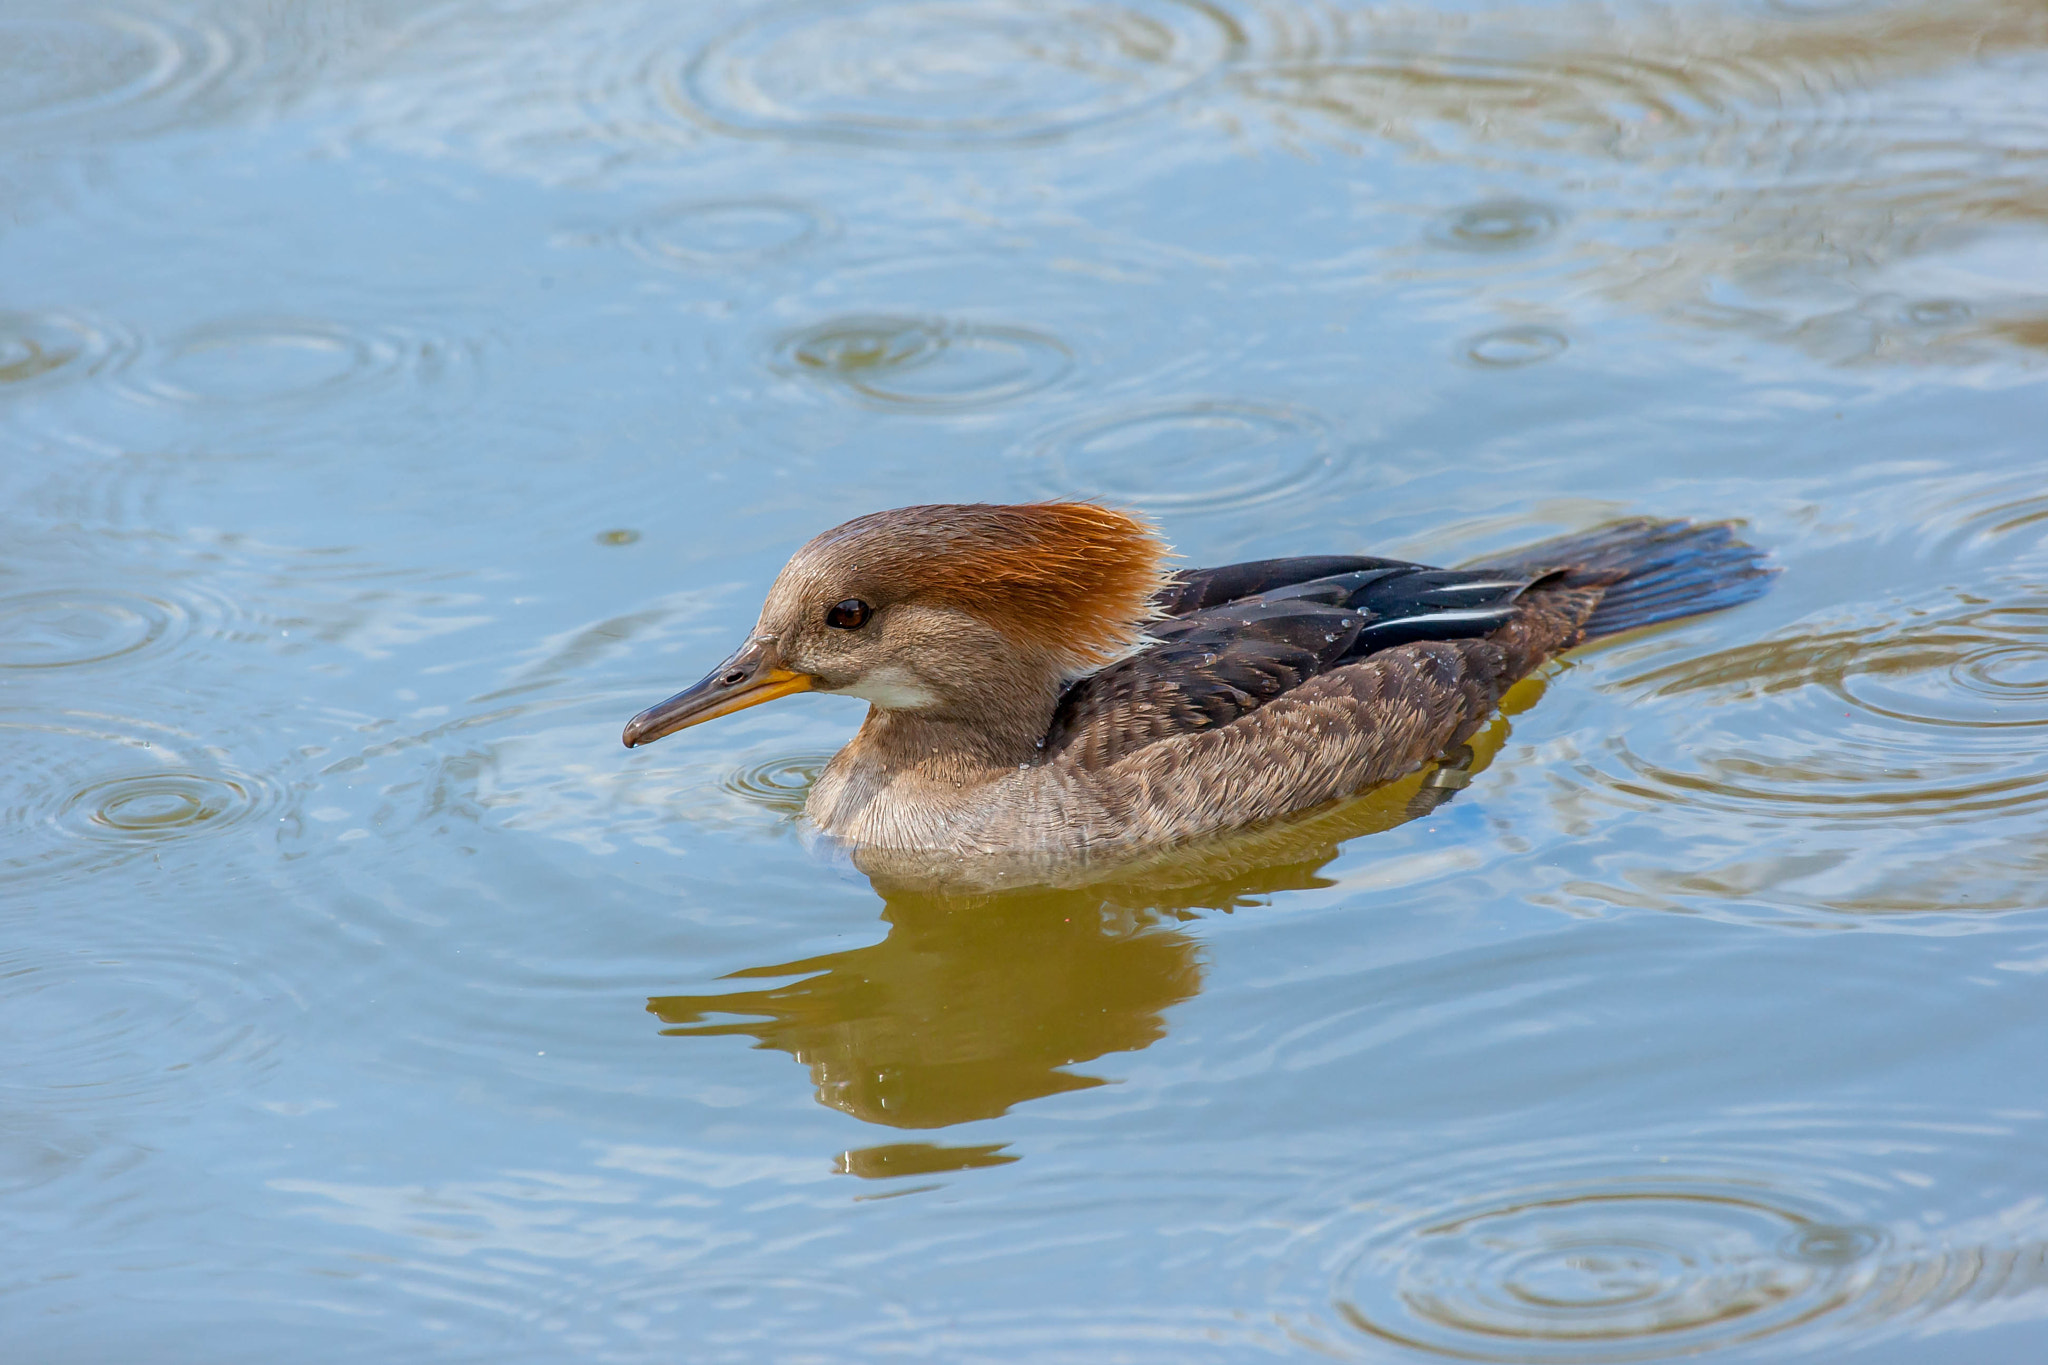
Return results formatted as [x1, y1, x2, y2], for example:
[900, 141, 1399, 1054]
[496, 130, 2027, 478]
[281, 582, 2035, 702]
[1045, 556, 1538, 769]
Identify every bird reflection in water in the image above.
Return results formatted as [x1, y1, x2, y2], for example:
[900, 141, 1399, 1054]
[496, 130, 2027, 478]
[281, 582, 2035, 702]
[650, 695, 1532, 1176]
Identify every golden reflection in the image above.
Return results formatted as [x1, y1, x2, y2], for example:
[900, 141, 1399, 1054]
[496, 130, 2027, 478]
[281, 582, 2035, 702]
[650, 881, 1205, 1131]
[650, 697, 1528, 1145]
[835, 1141, 1020, 1179]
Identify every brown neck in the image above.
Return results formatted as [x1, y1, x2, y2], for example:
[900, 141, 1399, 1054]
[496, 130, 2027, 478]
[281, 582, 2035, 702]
[843, 686, 1062, 782]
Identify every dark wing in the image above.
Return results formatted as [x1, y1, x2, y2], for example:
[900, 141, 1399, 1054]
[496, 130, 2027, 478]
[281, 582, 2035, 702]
[1045, 557, 1540, 769]
[1151, 555, 1416, 616]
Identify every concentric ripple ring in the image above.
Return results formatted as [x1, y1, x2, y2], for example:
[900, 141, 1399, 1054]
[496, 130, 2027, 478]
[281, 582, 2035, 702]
[1026, 400, 1342, 514]
[1, 711, 283, 886]
[0, 589, 185, 670]
[778, 315, 1072, 409]
[723, 754, 832, 817]
[0, 311, 135, 393]
[116, 318, 476, 411]
[0, 944, 287, 1116]
[1431, 197, 1566, 252]
[0, 8, 229, 135]
[624, 199, 830, 268]
[1332, 1178, 1883, 1362]
[676, 0, 1240, 145]
[1466, 326, 1569, 367]
[1601, 594, 2048, 823]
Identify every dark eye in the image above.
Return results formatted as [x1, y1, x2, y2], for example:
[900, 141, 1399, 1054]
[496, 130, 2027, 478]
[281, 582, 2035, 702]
[825, 598, 871, 630]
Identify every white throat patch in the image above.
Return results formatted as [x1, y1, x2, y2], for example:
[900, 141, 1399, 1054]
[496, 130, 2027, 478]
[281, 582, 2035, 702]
[829, 665, 940, 711]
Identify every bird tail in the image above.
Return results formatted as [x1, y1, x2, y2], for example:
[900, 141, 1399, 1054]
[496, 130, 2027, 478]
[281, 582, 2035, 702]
[1469, 518, 1776, 644]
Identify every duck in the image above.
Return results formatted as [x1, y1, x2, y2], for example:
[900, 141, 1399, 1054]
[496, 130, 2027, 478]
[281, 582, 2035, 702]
[622, 503, 1772, 862]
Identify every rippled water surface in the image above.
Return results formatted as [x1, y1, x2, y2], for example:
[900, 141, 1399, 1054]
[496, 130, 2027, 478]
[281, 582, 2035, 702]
[5, 0, 2047, 1360]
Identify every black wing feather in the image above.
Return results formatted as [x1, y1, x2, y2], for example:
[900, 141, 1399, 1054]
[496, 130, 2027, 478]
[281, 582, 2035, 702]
[1152, 556, 1418, 616]
[1046, 556, 1538, 769]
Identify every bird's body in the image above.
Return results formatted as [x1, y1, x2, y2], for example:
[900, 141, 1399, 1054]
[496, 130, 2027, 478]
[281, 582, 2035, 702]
[624, 505, 1772, 864]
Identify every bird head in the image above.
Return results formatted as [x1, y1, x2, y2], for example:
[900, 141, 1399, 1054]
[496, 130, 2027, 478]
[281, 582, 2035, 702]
[622, 502, 1169, 749]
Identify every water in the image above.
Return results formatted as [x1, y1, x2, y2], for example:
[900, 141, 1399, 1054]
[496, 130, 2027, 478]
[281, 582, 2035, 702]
[3, 0, 2046, 1359]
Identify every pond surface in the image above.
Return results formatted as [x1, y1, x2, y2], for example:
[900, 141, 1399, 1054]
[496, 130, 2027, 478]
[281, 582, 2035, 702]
[5, 0, 2048, 1360]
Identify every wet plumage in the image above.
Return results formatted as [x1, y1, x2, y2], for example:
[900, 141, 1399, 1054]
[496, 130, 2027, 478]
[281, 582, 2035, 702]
[623, 504, 1773, 864]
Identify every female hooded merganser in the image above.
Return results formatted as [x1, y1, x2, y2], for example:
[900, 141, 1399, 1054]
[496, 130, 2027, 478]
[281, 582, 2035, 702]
[623, 504, 1771, 861]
